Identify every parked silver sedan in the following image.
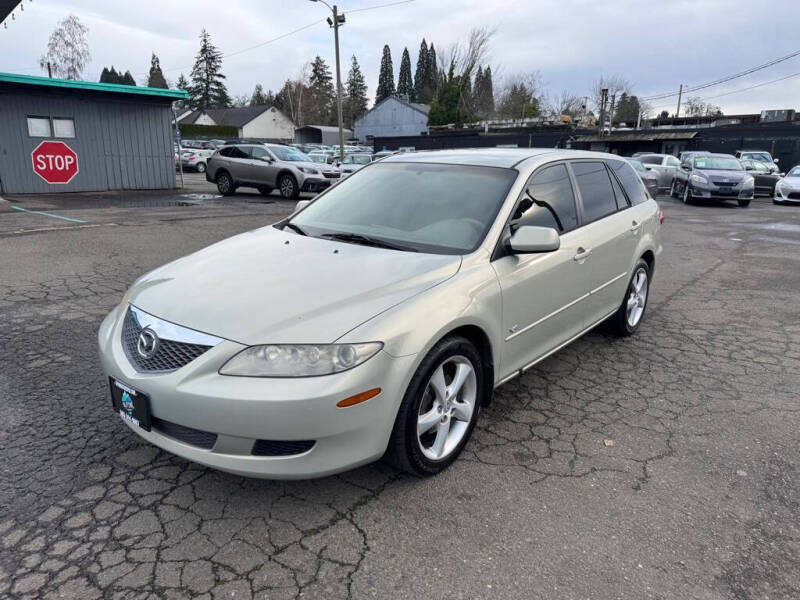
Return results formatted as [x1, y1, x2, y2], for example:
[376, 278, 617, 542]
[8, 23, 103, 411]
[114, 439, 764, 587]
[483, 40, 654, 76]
[99, 149, 662, 479]
[774, 165, 800, 204]
[637, 153, 681, 191]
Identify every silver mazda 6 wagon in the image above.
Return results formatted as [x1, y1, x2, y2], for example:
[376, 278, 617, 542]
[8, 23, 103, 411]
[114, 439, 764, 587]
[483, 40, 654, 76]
[99, 149, 662, 479]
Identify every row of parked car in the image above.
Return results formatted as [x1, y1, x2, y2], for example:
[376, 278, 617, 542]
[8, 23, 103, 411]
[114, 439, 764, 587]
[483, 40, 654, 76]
[626, 149, 799, 207]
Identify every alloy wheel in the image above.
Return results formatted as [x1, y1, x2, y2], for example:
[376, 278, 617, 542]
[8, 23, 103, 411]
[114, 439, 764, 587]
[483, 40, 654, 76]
[416, 355, 477, 461]
[280, 176, 295, 198]
[626, 268, 648, 327]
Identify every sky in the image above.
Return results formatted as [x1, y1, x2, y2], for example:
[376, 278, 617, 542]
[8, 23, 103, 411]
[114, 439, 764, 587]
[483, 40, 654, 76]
[2, 0, 800, 116]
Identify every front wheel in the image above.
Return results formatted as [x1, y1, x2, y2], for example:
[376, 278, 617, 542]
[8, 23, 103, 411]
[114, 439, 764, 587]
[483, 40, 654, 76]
[609, 259, 650, 337]
[682, 183, 692, 204]
[196, 162, 206, 173]
[384, 336, 484, 476]
[738, 199, 751, 207]
[216, 172, 235, 196]
[669, 180, 678, 198]
[278, 174, 299, 200]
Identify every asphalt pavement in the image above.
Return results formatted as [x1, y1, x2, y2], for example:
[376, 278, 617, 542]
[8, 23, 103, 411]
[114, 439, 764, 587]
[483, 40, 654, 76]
[0, 188, 798, 599]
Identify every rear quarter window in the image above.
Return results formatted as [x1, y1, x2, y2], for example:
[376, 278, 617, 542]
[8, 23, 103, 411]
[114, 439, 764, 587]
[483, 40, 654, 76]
[610, 160, 650, 205]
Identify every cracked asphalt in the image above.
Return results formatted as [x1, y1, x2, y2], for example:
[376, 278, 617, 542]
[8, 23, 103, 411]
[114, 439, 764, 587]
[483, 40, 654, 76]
[1, 188, 799, 599]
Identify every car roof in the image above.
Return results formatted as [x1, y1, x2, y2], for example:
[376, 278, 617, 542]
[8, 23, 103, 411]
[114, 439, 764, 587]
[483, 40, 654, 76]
[380, 148, 631, 169]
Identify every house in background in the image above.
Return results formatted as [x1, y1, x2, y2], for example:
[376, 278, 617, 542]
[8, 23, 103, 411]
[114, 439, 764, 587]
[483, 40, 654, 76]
[178, 106, 294, 141]
[354, 96, 430, 142]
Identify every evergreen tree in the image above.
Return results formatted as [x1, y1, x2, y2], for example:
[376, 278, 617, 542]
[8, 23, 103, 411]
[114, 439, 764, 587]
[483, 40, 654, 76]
[473, 65, 495, 118]
[99, 66, 135, 85]
[188, 29, 230, 109]
[413, 39, 429, 102]
[250, 83, 268, 106]
[146, 53, 168, 88]
[120, 70, 136, 86]
[174, 73, 189, 108]
[397, 47, 414, 101]
[344, 55, 368, 129]
[426, 43, 438, 95]
[99, 67, 114, 83]
[307, 56, 335, 124]
[375, 45, 395, 104]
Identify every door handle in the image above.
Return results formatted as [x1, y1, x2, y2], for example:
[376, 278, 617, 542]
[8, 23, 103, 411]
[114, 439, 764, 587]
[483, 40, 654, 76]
[573, 247, 592, 261]
[630, 220, 641, 232]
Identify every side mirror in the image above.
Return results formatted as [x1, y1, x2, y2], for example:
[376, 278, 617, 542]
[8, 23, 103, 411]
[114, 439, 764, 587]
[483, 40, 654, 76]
[507, 226, 560, 254]
[294, 200, 310, 213]
[774, 158, 780, 164]
[680, 164, 689, 171]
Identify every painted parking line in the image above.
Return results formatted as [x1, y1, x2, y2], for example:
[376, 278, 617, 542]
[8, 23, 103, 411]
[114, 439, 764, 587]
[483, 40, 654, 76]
[9, 205, 87, 223]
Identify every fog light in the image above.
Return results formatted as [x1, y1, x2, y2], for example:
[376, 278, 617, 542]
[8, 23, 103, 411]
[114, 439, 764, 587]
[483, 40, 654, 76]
[337, 388, 381, 408]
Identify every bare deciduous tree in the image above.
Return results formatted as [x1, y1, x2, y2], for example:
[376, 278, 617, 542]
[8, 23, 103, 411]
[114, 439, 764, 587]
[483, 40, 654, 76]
[496, 71, 543, 119]
[39, 15, 90, 80]
[683, 96, 722, 117]
[545, 91, 585, 119]
[590, 74, 631, 114]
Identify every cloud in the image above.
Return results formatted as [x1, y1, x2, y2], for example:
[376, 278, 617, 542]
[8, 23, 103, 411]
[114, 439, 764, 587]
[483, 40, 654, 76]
[2, 0, 799, 113]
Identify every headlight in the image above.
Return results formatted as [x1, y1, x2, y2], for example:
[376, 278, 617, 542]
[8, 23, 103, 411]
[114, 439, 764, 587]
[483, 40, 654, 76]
[297, 167, 319, 175]
[219, 343, 383, 377]
[743, 176, 754, 186]
[690, 173, 708, 185]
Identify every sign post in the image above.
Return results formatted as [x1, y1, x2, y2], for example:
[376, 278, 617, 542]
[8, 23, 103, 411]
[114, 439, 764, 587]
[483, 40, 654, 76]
[31, 141, 79, 184]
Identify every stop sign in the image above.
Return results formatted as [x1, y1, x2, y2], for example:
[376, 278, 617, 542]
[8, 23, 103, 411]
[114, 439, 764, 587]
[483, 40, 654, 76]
[31, 141, 79, 184]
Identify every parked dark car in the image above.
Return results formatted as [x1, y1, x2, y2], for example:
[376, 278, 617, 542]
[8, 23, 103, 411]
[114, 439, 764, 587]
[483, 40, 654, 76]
[671, 153, 754, 207]
[740, 159, 781, 196]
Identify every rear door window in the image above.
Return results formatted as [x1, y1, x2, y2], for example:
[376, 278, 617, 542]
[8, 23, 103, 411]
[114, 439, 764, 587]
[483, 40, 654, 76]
[227, 146, 248, 159]
[513, 163, 578, 233]
[666, 156, 680, 168]
[638, 155, 662, 166]
[570, 161, 619, 223]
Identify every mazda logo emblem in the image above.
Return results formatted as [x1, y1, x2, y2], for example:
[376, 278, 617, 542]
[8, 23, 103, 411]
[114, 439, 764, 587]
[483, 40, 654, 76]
[137, 328, 159, 359]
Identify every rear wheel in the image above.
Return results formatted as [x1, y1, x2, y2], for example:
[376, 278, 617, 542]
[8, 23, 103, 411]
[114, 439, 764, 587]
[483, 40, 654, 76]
[609, 259, 650, 337]
[196, 162, 206, 173]
[279, 174, 299, 200]
[216, 172, 235, 196]
[738, 199, 751, 207]
[384, 336, 483, 476]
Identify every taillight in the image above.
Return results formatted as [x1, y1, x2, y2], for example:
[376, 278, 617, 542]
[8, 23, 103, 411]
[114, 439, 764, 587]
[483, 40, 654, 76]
[659, 210, 664, 224]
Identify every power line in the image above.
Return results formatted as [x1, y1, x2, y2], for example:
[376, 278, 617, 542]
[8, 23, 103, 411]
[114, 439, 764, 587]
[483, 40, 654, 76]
[641, 47, 800, 101]
[349, 0, 415, 14]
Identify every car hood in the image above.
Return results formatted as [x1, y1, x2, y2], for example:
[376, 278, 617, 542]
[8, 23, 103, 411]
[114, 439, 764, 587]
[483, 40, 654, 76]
[698, 169, 749, 181]
[779, 175, 800, 186]
[128, 226, 461, 345]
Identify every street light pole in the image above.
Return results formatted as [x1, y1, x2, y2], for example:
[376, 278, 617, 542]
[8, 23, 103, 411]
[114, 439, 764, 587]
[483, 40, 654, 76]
[310, 0, 345, 163]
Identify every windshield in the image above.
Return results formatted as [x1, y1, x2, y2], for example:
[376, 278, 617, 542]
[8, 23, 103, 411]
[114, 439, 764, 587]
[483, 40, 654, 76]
[344, 154, 371, 165]
[788, 167, 800, 177]
[694, 156, 743, 171]
[289, 162, 517, 254]
[626, 159, 645, 173]
[308, 155, 328, 163]
[744, 152, 772, 163]
[269, 146, 311, 162]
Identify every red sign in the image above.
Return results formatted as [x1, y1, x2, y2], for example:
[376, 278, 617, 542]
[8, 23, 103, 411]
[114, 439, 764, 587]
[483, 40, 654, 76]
[31, 141, 79, 184]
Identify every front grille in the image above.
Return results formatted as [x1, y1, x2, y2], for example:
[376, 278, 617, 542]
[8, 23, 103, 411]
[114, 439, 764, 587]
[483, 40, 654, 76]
[152, 417, 217, 450]
[122, 308, 213, 373]
[251, 439, 315, 456]
[323, 172, 340, 179]
[788, 191, 800, 200]
[711, 187, 737, 196]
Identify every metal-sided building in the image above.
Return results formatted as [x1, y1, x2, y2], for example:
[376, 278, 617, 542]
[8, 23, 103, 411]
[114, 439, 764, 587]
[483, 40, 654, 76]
[0, 72, 187, 194]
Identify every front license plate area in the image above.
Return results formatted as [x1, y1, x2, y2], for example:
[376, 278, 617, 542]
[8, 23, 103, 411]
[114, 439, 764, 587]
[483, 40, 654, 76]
[109, 378, 151, 431]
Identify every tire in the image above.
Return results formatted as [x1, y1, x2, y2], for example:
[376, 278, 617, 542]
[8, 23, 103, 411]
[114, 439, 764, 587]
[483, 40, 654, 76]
[669, 180, 678, 198]
[384, 336, 484, 476]
[609, 259, 650, 337]
[196, 162, 206, 173]
[738, 199, 751, 207]
[216, 171, 235, 196]
[682, 183, 692, 204]
[257, 186, 273, 196]
[278, 174, 299, 200]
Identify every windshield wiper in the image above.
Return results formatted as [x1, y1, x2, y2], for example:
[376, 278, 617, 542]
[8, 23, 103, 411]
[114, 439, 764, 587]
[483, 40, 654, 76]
[319, 232, 418, 252]
[283, 222, 307, 236]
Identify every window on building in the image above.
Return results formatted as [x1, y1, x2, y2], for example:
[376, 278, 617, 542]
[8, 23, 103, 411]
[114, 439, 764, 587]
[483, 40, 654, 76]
[571, 161, 619, 223]
[513, 163, 578, 233]
[27, 116, 51, 137]
[52, 118, 76, 138]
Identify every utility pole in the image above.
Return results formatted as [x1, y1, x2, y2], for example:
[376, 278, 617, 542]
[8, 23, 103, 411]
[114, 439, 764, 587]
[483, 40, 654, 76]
[609, 93, 616, 133]
[47, 62, 52, 78]
[675, 83, 683, 119]
[332, 5, 345, 163]
[310, 0, 346, 162]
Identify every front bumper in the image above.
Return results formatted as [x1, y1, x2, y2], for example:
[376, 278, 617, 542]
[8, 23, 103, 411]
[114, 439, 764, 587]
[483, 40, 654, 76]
[301, 178, 331, 193]
[688, 181, 753, 201]
[98, 305, 416, 479]
[774, 185, 800, 203]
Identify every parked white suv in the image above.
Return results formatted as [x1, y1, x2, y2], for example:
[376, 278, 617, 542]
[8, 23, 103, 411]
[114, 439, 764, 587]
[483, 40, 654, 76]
[206, 144, 334, 198]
